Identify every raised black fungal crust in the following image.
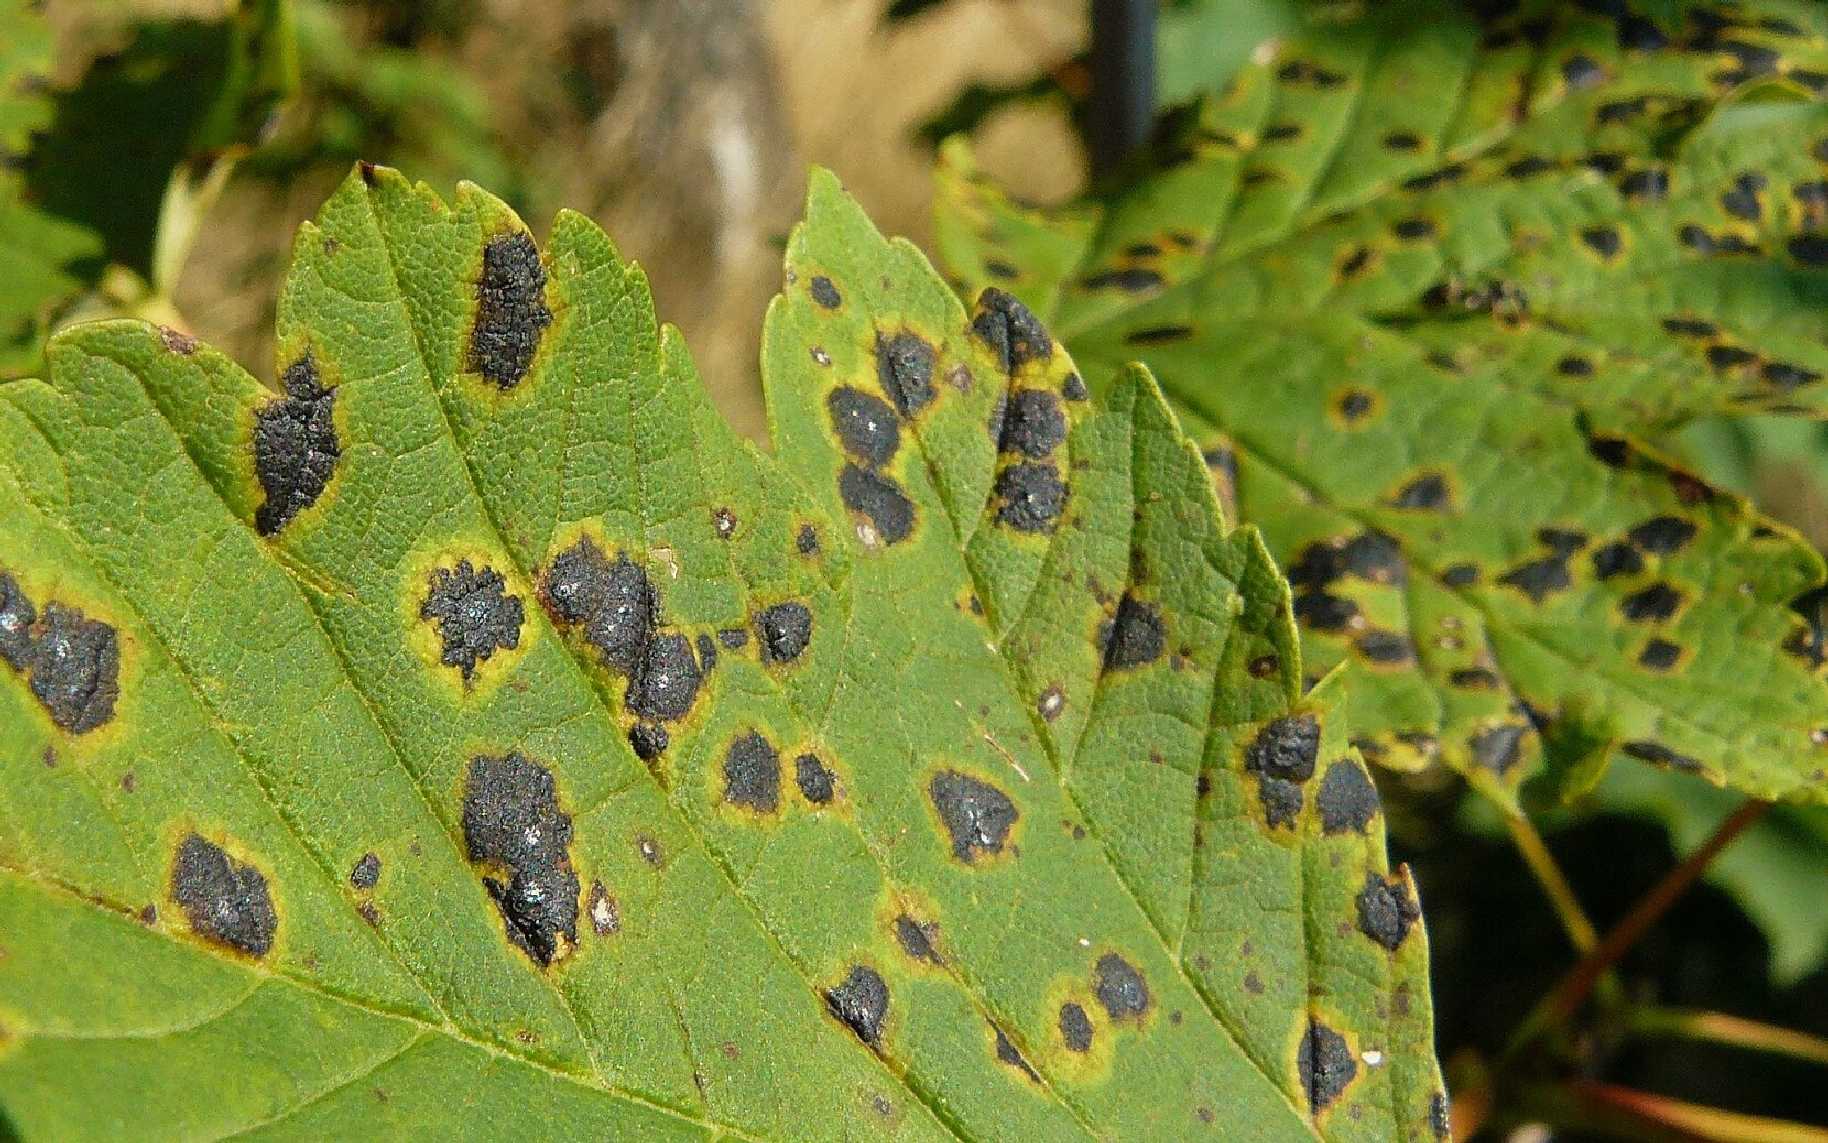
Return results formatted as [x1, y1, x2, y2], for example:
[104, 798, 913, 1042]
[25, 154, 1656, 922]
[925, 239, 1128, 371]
[543, 539, 653, 672]
[468, 231, 552, 388]
[0, 571, 36, 668]
[997, 389, 1067, 458]
[1299, 1019, 1357, 1115]
[1356, 871, 1420, 951]
[718, 626, 750, 650]
[25, 603, 120, 734]
[893, 915, 941, 964]
[1316, 760, 1380, 835]
[1247, 715, 1320, 783]
[625, 633, 703, 721]
[1059, 1002, 1094, 1052]
[1092, 954, 1150, 1021]
[1639, 638, 1682, 671]
[993, 1023, 1041, 1081]
[253, 356, 340, 536]
[461, 752, 579, 965]
[827, 387, 902, 469]
[993, 462, 1066, 532]
[350, 852, 381, 890]
[825, 965, 889, 1048]
[541, 539, 703, 721]
[796, 754, 836, 804]
[628, 722, 669, 761]
[171, 834, 277, 956]
[810, 275, 842, 309]
[419, 560, 524, 680]
[1246, 715, 1320, 829]
[1429, 1092, 1451, 1139]
[929, 770, 1018, 863]
[1061, 372, 1089, 401]
[795, 524, 821, 555]
[876, 330, 938, 418]
[755, 601, 813, 664]
[839, 464, 916, 545]
[1101, 594, 1165, 670]
[696, 633, 718, 673]
[970, 286, 1053, 371]
[723, 731, 781, 813]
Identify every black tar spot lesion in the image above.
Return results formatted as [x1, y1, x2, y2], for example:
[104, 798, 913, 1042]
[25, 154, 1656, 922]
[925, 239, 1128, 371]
[970, 287, 1053, 372]
[1101, 594, 1165, 671]
[1245, 715, 1320, 829]
[894, 914, 942, 964]
[1059, 1002, 1094, 1052]
[1316, 760, 1380, 835]
[993, 1023, 1041, 1080]
[876, 330, 938, 418]
[825, 965, 890, 1048]
[1299, 1019, 1357, 1114]
[755, 602, 813, 664]
[796, 753, 836, 804]
[469, 232, 552, 389]
[723, 731, 781, 813]
[1356, 871, 1420, 950]
[172, 834, 277, 957]
[350, 852, 381, 890]
[420, 560, 524, 680]
[827, 387, 902, 469]
[540, 538, 706, 721]
[929, 770, 1018, 863]
[997, 389, 1067, 458]
[0, 576, 121, 734]
[254, 356, 340, 536]
[462, 752, 580, 965]
[839, 463, 917, 546]
[1092, 954, 1150, 1021]
[994, 462, 1067, 532]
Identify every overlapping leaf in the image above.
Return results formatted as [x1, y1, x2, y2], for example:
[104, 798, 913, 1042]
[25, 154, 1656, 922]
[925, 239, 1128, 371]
[0, 166, 1440, 1138]
[935, 0, 1828, 809]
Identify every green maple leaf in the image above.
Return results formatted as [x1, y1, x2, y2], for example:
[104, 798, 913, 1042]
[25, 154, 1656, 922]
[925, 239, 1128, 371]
[935, 0, 1828, 810]
[0, 164, 1441, 1139]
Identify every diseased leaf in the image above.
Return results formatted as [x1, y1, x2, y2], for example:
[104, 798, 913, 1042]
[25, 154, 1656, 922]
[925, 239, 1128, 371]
[935, 0, 1828, 809]
[0, 165, 1441, 1138]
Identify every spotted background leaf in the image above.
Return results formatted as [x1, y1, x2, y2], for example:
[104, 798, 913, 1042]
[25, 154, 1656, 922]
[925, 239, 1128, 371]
[0, 165, 1440, 1139]
[935, 0, 1828, 809]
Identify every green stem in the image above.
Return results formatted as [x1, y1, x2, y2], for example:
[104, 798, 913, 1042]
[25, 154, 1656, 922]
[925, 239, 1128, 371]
[1506, 811, 1599, 953]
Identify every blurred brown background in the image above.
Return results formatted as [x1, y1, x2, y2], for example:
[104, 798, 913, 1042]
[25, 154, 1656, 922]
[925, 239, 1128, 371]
[50, 0, 1087, 438]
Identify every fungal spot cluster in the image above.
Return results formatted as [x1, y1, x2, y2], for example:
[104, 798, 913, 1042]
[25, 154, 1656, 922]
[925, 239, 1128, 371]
[461, 752, 580, 965]
[540, 538, 709, 726]
[1287, 530, 1406, 638]
[468, 231, 552, 389]
[420, 560, 524, 680]
[974, 290, 1073, 534]
[815, 311, 930, 547]
[253, 356, 340, 536]
[1244, 714, 1320, 829]
[171, 834, 277, 957]
[0, 572, 120, 734]
[928, 770, 1018, 864]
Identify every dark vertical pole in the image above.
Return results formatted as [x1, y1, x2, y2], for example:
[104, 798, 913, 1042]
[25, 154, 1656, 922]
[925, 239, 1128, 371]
[1089, 0, 1157, 176]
